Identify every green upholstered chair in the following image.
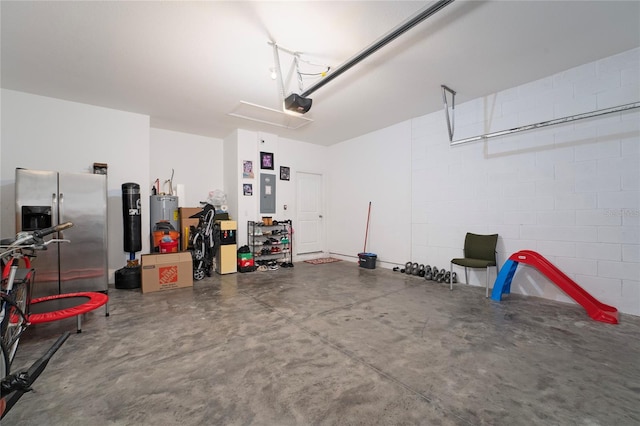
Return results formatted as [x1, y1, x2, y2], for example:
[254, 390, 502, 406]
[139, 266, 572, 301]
[450, 233, 499, 297]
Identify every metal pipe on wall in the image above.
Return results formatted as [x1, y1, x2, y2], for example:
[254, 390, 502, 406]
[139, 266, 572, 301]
[449, 101, 640, 146]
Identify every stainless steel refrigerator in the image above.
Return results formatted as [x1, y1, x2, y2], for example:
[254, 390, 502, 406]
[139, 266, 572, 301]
[15, 168, 108, 298]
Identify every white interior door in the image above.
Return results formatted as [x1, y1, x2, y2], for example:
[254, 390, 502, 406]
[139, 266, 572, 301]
[296, 172, 323, 254]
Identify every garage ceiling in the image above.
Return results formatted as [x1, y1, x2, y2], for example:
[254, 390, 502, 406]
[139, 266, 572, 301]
[2, 1, 639, 146]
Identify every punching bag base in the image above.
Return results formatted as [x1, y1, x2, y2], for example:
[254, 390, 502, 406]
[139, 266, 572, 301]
[115, 265, 141, 290]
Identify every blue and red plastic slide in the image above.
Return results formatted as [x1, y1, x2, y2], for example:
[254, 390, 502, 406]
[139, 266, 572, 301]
[491, 250, 619, 324]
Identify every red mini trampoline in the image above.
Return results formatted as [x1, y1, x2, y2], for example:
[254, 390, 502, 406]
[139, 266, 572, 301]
[29, 292, 109, 333]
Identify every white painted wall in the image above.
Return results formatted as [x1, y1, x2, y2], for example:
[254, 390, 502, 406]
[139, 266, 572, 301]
[149, 128, 223, 208]
[277, 135, 327, 220]
[232, 129, 258, 247]
[409, 47, 639, 315]
[224, 130, 328, 250]
[327, 121, 413, 267]
[222, 129, 241, 244]
[0, 89, 150, 280]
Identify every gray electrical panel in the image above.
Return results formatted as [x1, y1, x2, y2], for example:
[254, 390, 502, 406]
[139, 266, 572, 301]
[260, 173, 276, 214]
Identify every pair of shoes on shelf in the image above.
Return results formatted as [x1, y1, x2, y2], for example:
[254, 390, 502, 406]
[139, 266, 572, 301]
[280, 262, 294, 268]
[257, 265, 268, 272]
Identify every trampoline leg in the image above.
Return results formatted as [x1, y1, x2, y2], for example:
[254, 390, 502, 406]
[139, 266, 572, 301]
[76, 315, 82, 333]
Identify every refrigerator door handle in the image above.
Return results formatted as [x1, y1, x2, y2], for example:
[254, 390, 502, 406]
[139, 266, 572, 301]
[59, 192, 65, 237]
[52, 192, 59, 225]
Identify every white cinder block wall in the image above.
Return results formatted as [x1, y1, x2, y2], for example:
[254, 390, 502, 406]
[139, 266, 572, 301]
[411, 47, 639, 316]
[327, 122, 413, 267]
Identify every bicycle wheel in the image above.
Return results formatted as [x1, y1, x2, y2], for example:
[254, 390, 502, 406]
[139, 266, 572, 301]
[0, 277, 30, 365]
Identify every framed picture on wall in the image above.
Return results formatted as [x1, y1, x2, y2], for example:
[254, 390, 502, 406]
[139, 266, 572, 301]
[242, 160, 254, 179]
[280, 166, 290, 181]
[260, 152, 274, 170]
[243, 183, 253, 196]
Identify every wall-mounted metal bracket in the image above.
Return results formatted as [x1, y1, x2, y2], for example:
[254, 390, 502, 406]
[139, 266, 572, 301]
[441, 85, 456, 142]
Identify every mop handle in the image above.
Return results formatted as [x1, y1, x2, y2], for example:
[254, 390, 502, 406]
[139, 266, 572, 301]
[363, 201, 371, 253]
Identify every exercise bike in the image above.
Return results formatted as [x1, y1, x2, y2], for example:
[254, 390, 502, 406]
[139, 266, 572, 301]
[1, 222, 73, 419]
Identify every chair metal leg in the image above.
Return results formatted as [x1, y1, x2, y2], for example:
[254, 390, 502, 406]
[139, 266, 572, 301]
[449, 262, 452, 291]
[485, 266, 489, 298]
[464, 267, 468, 287]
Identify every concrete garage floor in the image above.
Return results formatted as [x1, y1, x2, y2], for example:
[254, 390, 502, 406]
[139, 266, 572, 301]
[5, 260, 640, 425]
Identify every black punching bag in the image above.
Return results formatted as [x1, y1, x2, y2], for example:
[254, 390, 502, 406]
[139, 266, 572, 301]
[122, 183, 142, 253]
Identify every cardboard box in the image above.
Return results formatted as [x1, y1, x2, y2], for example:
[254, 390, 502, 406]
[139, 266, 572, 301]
[141, 252, 193, 294]
[179, 207, 203, 251]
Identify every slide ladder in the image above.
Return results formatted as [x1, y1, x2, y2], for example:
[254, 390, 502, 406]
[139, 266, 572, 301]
[491, 250, 619, 324]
